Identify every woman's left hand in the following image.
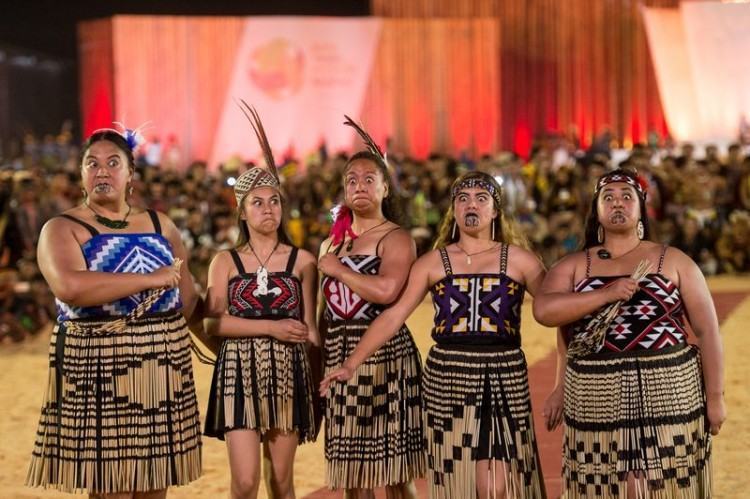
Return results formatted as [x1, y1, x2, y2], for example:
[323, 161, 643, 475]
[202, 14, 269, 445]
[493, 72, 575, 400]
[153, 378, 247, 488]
[318, 253, 344, 279]
[706, 393, 726, 435]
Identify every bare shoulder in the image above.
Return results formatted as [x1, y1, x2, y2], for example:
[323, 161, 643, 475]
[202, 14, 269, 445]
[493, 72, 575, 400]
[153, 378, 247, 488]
[318, 236, 334, 257]
[550, 250, 586, 272]
[506, 244, 543, 266]
[295, 247, 317, 267]
[662, 245, 700, 284]
[380, 226, 413, 248]
[152, 210, 179, 235]
[418, 248, 448, 284]
[209, 249, 234, 270]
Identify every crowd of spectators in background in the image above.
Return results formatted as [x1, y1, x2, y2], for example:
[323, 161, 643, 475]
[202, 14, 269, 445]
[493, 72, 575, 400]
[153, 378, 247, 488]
[3, 126, 750, 344]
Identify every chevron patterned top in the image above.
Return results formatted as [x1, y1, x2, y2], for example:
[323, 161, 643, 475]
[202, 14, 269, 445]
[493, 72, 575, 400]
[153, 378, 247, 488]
[56, 233, 182, 320]
[430, 273, 525, 346]
[565, 273, 687, 352]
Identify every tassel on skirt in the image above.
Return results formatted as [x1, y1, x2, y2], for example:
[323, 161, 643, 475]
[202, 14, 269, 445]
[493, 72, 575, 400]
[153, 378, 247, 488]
[324, 320, 425, 490]
[26, 312, 202, 494]
[563, 343, 712, 498]
[204, 336, 316, 443]
[423, 344, 546, 499]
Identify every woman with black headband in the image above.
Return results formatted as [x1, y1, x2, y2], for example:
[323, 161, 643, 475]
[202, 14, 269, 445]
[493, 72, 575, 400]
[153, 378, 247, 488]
[322, 171, 547, 499]
[203, 104, 319, 499]
[26, 126, 204, 497]
[534, 168, 725, 498]
[317, 117, 424, 497]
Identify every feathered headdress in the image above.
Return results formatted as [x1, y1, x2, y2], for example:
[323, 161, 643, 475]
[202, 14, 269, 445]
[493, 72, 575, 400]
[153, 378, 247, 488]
[327, 116, 390, 248]
[233, 100, 281, 206]
[92, 121, 150, 152]
[343, 114, 387, 168]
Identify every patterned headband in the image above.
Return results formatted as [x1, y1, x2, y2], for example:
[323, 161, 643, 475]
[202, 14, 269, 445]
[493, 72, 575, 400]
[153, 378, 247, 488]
[451, 177, 502, 207]
[594, 171, 647, 200]
[234, 166, 280, 205]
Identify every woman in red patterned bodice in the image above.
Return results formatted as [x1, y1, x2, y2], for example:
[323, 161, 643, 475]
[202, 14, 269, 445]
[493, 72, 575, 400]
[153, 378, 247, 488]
[317, 119, 424, 498]
[534, 168, 725, 498]
[203, 106, 320, 499]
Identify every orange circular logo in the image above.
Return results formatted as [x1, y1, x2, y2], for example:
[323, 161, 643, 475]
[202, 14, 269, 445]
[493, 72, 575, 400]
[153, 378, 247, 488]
[248, 38, 305, 100]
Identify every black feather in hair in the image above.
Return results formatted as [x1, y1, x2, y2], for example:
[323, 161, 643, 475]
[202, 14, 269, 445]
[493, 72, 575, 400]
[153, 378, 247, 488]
[343, 114, 386, 165]
[237, 99, 279, 181]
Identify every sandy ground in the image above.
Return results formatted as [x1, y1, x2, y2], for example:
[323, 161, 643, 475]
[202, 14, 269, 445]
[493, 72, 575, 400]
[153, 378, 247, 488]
[2, 276, 747, 498]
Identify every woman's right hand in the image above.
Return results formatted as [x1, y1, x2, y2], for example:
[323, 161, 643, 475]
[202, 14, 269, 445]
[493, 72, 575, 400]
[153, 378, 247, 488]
[543, 385, 565, 431]
[271, 319, 308, 343]
[603, 277, 638, 303]
[150, 265, 181, 289]
[319, 365, 354, 397]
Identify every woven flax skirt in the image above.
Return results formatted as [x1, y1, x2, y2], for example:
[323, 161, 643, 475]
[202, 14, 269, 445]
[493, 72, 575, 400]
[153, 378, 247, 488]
[26, 312, 202, 493]
[423, 344, 546, 499]
[204, 336, 316, 443]
[324, 320, 425, 489]
[563, 343, 711, 498]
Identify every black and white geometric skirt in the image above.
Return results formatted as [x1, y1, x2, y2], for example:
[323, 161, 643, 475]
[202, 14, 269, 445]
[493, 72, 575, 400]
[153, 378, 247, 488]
[423, 344, 546, 499]
[323, 320, 425, 489]
[26, 312, 202, 493]
[563, 343, 712, 498]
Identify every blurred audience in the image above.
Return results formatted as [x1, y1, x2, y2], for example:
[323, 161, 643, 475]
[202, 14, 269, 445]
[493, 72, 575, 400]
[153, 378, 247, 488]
[2, 125, 750, 345]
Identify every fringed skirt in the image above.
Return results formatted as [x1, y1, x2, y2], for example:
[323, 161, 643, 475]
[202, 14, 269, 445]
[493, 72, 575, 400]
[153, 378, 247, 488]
[324, 320, 425, 489]
[423, 344, 546, 499]
[204, 336, 316, 443]
[563, 343, 711, 498]
[26, 312, 202, 494]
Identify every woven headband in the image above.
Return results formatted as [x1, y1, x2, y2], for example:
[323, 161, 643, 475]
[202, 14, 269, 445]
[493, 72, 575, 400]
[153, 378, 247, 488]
[451, 178, 502, 207]
[234, 167, 280, 205]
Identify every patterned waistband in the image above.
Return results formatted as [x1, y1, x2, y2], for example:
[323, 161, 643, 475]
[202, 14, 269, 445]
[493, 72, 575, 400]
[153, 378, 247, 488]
[327, 319, 374, 327]
[63, 310, 181, 324]
[574, 341, 690, 361]
[61, 310, 184, 337]
[431, 343, 521, 353]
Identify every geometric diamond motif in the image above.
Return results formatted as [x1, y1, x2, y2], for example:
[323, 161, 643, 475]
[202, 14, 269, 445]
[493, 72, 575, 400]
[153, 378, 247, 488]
[572, 271, 687, 353]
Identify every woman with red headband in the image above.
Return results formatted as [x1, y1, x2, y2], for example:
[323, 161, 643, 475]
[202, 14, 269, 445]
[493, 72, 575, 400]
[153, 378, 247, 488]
[317, 117, 424, 497]
[322, 171, 547, 499]
[26, 127, 204, 497]
[534, 168, 725, 498]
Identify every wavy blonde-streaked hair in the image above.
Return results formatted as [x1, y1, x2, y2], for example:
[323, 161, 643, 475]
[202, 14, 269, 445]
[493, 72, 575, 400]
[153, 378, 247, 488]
[433, 171, 530, 250]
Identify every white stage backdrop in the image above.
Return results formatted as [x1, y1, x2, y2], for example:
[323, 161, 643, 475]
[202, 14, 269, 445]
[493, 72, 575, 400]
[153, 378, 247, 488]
[208, 18, 381, 167]
[643, 2, 750, 143]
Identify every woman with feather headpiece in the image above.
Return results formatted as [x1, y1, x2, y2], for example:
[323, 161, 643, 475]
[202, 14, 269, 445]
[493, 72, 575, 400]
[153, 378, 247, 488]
[322, 171, 548, 499]
[202, 102, 320, 498]
[317, 117, 425, 497]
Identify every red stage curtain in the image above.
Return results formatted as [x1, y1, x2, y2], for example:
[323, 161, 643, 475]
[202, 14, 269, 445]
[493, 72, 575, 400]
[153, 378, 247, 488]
[360, 18, 501, 158]
[78, 19, 115, 137]
[372, 0, 679, 155]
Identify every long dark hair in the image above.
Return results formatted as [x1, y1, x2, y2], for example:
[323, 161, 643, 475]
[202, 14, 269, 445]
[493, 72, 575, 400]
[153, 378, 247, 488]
[80, 130, 135, 170]
[582, 168, 651, 249]
[344, 151, 405, 227]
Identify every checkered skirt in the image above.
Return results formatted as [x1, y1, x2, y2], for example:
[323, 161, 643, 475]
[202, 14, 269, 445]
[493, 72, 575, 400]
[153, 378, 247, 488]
[323, 320, 425, 489]
[563, 343, 711, 498]
[422, 344, 546, 499]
